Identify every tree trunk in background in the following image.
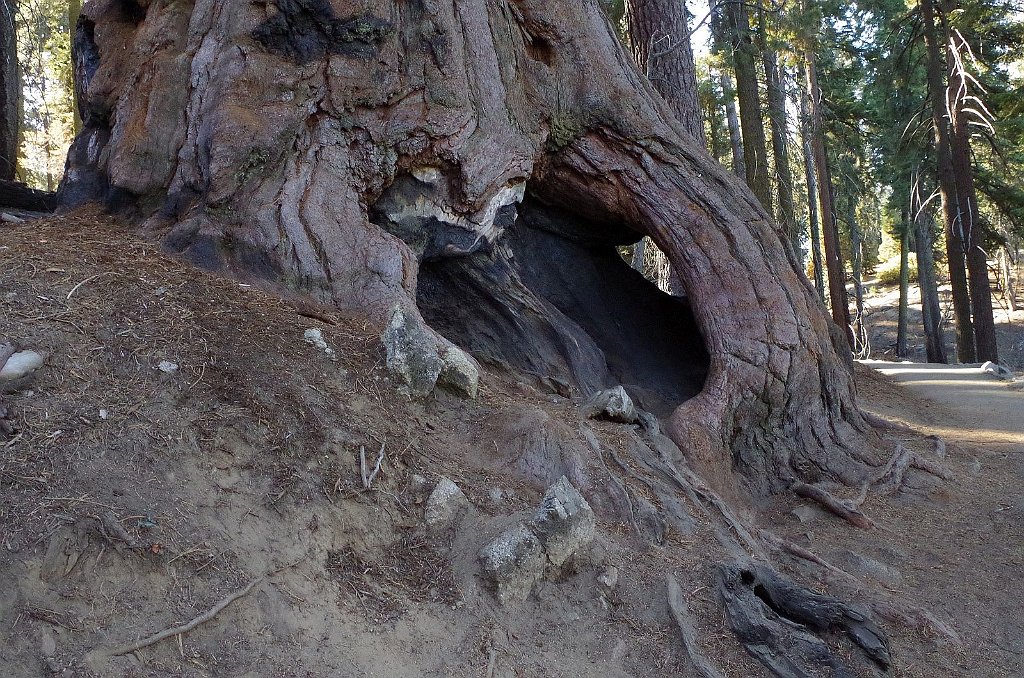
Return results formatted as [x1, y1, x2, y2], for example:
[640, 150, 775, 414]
[720, 72, 744, 177]
[915, 210, 948, 363]
[765, 57, 796, 248]
[725, 0, 771, 211]
[922, 0, 975, 363]
[942, 19, 997, 362]
[1000, 245, 1018, 312]
[896, 212, 910, 358]
[624, 0, 705, 146]
[68, 0, 83, 135]
[805, 51, 851, 338]
[757, 8, 796, 249]
[848, 195, 866, 355]
[0, 0, 18, 180]
[799, 70, 825, 304]
[61, 0, 876, 497]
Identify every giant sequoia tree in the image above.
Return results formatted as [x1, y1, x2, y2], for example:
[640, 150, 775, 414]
[60, 0, 882, 497]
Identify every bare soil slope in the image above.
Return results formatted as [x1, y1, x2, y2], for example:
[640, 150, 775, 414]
[1, 211, 1021, 677]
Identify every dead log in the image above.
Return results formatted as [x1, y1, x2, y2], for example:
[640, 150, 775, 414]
[717, 562, 891, 677]
[0, 180, 58, 212]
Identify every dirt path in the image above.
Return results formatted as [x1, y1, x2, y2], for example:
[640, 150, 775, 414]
[862, 360, 1022, 441]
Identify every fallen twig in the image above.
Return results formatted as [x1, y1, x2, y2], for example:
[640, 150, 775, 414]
[67, 272, 116, 300]
[361, 441, 386, 489]
[96, 558, 304, 658]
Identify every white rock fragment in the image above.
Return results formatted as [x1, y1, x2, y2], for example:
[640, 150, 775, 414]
[381, 306, 443, 397]
[438, 345, 480, 399]
[157, 360, 179, 374]
[303, 328, 336, 359]
[0, 350, 45, 382]
[980, 361, 1014, 381]
[531, 476, 596, 567]
[424, 477, 471, 528]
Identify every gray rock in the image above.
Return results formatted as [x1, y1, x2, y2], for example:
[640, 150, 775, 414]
[981, 361, 1014, 381]
[381, 306, 444, 397]
[582, 386, 637, 424]
[437, 345, 479, 398]
[478, 523, 546, 605]
[530, 476, 596, 566]
[157, 360, 179, 374]
[597, 565, 619, 592]
[479, 476, 596, 604]
[303, 327, 337, 359]
[424, 477, 470, 528]
[0, 350, 44, 382]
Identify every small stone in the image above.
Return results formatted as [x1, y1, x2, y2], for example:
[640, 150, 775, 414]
[581, 386, 637, 424]
[40, 630, 56, 657]
[424, 477, 470, 528]
[98, 408, 108, 420]
[157, 360, 179, 374]
[597, 565, 619, 592]
[487, 487, 506, 505]
[529, 476, 595, 567]
[303, 328, 336, 358]
[478, 523, 546, 605]
[968, 458, 982, 475]
[0, 350, 44, 382]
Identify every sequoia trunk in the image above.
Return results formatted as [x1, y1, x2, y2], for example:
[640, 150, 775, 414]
[60, 0, 875, 495]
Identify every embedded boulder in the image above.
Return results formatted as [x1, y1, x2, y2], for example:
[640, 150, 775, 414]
[424, 477, 471, 529]
[477, 476, 595, 604]
[381, 306, 479, 398]
[581, 386, 638, 424]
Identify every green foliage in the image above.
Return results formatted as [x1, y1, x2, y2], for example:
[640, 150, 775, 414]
[16, 0, 77, 190]
[875, 252, 918, 287]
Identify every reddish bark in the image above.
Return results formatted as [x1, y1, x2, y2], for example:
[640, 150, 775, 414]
[59, 0, 877, 495]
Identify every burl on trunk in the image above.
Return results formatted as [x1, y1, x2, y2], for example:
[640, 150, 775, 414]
[60, 0, 877, 495]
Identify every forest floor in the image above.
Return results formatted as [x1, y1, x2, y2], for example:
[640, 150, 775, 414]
[1, 210, 1022, 677]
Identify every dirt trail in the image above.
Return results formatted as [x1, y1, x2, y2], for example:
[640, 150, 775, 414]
[862, 360, 1022, 442]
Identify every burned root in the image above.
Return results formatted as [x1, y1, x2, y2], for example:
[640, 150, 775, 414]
[717, 562, 891, 677]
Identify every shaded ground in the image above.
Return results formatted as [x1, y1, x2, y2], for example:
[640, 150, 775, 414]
[1, 210, 1022, 677]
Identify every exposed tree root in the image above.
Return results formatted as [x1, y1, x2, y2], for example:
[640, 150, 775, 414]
[91, 559, 304, 660]
[717, 562, 891, 677]
[757, 529, 862, 585]
[862, 411, 919, 434]
[666, 574, 726, 678]
[872, 445, 916, 496]
[870, 600, 961, 646]
[791, 481, 875, 529]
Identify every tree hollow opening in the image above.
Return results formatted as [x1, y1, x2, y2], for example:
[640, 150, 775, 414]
[416, 194, 710, 416]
